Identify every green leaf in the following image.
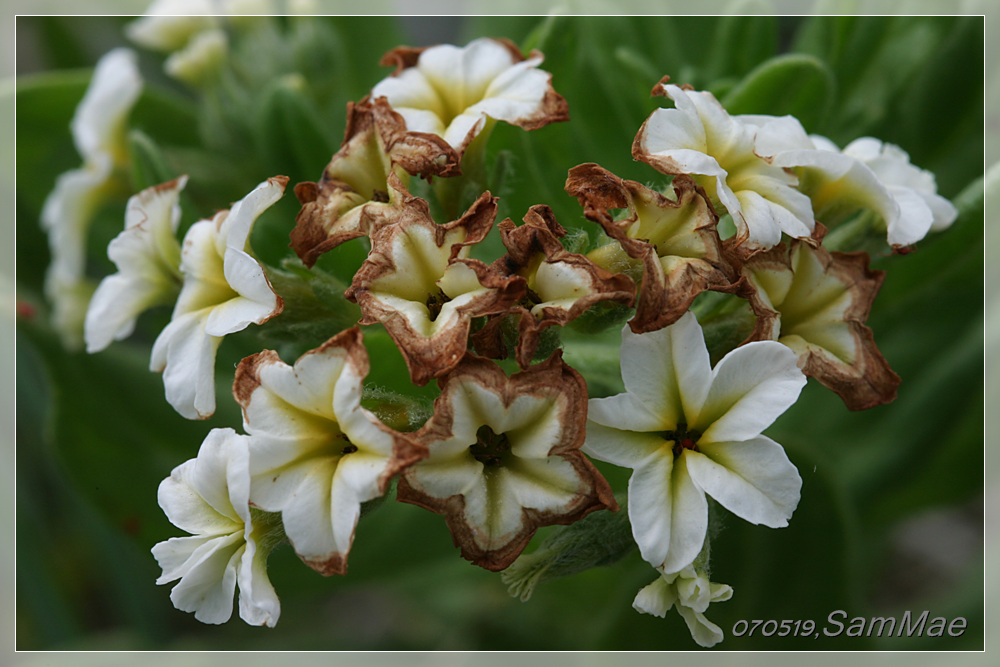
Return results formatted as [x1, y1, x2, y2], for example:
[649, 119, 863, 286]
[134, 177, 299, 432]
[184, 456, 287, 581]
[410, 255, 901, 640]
[722, 53, 836, 130]
[17, 319, 228, 550]
[705, 13, 778, 81]
[252, 74, 337, 185]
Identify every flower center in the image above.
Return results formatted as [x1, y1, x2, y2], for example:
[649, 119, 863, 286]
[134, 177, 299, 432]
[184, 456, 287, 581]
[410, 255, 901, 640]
[470, 425, 512, 467]
[337, 433, 357, 456]
[661, 423, 702, 458]
[426, 289, 450, 322]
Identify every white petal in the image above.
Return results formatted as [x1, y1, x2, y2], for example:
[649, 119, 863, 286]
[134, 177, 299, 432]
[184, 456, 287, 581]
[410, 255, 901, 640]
[694, 340, 805, 444]
[220, 176, 288, 252]
[404, 451, 484, 500]
[238, 527, 280, 627]
[168, 534, 243, 624]
[158, 467, 238, 538]
[151, 309, 222, 420]
[749, 114, 815, 156]
[885, 184, 934, 247]
[582, 422, 665, 469]
[618, 315, 713, 429]
[676, 605, 725, 648]
[71, 48, 142, 164]
[204, 251, 279, 336]
[628, 450, 708, 572]
[504, 455, 583, 509]
[41, 165, 110, 284]
[632, 575, 677, 618]
[85, 273, 173, 352]
[925, 191, 958, 232]
[152, 534, 216, 584]
[685, 436, 801, 527]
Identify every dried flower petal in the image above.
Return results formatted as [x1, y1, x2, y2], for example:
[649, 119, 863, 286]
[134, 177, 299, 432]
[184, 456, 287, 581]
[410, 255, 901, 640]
[346, 189, 525, 385]
[477, 204, 635, 366]
[292, 98, 461, 267]
[566, 163, 733, 333]
[741, 236, 900, 410]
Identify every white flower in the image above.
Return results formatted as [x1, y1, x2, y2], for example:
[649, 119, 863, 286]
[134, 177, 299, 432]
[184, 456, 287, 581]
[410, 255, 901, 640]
[840, 137, 957, 245]
[85, 177, 187, 353]
[633, 565, 733, 648]
[233, 328, 425, 575]
[633, 83, 814, 252]
[750, 116, 956, 247]
[152, 427, 281, 627]
[40, 47, 142, 348]
[370, 37, 568, 154]
[584, 312, 805, 573]
[397, 354, 615, 571]
[126, 0, 269, 53]
[150, 176, 287, 420]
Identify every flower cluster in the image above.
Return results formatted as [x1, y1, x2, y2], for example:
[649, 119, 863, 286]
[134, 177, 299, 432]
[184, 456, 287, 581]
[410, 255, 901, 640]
[49, 30, 958, 648]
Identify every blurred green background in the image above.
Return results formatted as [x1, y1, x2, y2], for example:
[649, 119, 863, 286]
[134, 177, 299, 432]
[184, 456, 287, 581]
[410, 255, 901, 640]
[14, 14, 984, 650]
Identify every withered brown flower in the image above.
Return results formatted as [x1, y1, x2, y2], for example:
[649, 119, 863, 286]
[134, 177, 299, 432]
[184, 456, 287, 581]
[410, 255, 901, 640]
[292, 98, 461, 267]
[740, 236, 900, 410]
[345, 189, 525, 385]
[475, 204, 635, 367]
[398, 353, 617, 571]
[566, 163, 733, 333]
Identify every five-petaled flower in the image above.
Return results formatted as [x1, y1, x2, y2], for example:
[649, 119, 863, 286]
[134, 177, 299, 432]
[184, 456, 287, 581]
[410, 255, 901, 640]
[740, 233, 900, 410]
[748, 115, 957, 248]
[370, 37, 568, 157]
[398, 353, 617, 571]
[584, 312, 805, 573]
[233, 327, 426, 576]
[633, 564, 734, 648]
[151, 176, 287, 420]
[152, 427, 281, 627]
[85, 176, 187, 353]
[346, 187, 525, 385]
[633, 81, 814, 254]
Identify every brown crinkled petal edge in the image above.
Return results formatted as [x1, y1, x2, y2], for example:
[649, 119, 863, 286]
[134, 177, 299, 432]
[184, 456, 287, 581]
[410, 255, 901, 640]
[565, 163, 734, 333]
[232, 327, 429, 575]
[345, 191, 526, 385]
[292, 99, 462, 267]
[479, 204, 635, 367]
[397, 352, 617, 571]
[742, 241, 900, 410]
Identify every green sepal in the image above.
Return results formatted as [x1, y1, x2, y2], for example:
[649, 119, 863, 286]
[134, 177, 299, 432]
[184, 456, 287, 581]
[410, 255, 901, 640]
[127, 129, 176, 192]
